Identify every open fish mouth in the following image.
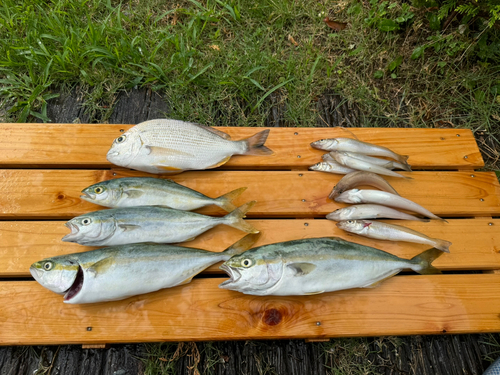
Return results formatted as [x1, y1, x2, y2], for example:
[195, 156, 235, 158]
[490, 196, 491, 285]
[62, 222, 80, 242]
[80, 191, 95, 201]
[64, 265, 84, 302]
[219, 264, 241, 287]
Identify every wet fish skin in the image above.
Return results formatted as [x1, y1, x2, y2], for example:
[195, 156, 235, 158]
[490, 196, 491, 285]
[335, 189, 446, 221]
[62, 202, 259, 246]
[80, 177, 247, 212]
[309, 161, 356, 175]
[311, 137, 409, 165]
[31, 233, 260, 304]
[329, 171, 400, 200]
[330, 151, 411, 179]
[220, 237, 442, 296]
[326, 204, 430, 222]
[334, 152, 411, 171]
[106, 119, 273, 174]
[336, 220, 451, 253]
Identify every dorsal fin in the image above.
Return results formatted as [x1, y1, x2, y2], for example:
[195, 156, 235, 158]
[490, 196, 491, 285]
[189, 122, 231, 140]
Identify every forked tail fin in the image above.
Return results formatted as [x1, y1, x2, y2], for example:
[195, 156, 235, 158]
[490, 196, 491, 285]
[242, 129, 274, 156]
[411, 248, 444, 274]
[223, 201, 259, 234]
[222, 233, 261, 257]
[214, 187, 248, 212]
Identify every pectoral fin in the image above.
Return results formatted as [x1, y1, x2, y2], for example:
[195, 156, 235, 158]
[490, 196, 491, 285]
[124, 189, 144, 199]
[287, 262, 317, 276]
[88, 257, 115, 276]
[146, 145, 193, 157]
[118, 224, 142, 231]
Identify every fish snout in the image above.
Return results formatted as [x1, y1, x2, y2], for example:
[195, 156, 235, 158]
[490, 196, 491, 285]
[62, 222, 80, 242]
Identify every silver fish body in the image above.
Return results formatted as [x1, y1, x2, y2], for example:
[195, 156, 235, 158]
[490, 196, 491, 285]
[336, 220, 451, 252]
[326, 204, 430, 222]
[309, 161, 356, 174]
[80, 177, 246, 212]
[329, 171, 400, 200]
[62, 202, 258, 246]
[31, 234, 259, 304]
[335, 189, 445, 221]
[106, 119, 273, 174]
[311, 137, 409, 165]
[220, 237, 442, 296]
[331, 152, 411, 171]
[330, 151, 410, 179]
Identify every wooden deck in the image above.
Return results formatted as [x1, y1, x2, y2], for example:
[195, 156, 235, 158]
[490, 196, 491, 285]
[1, 124, 499, 346]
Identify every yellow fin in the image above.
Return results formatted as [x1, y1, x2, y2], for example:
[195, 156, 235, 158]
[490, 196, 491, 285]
[158, 165, 184, 171]
[287, 262, 317, 276]
[207, 155, 232, 169]
[304, 290, 324, 295]
[177, 276, 194, 286]
[88, 257, 114, 275]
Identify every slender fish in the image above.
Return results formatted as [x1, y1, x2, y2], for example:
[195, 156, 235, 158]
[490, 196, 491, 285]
[31, 233, 260, 304]
[329, 151, 411, 179]
[336, 220, 452, 253]
[326, 204, 430, 222]
[62, 202, 259, 246]
[309, 161, 356, 174]
[335, 189, 446, 221]
[81, 177, 247, 212]
[311, 137, 409, 165]
[326, 152, 411, 171]
[107, 119, 273, 174]
[329, 171, 400, 200]
[220, 237, 443, 296]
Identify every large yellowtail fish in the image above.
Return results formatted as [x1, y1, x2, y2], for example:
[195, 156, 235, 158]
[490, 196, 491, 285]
[31, 233, 259, 304]
[220, 237, 443, 296]
[106, 119, 273, 174]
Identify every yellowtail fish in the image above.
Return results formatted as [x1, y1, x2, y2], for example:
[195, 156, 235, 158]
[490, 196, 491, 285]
[81, 177, 247, 212]
[336, 220, 451, 253]
[220, 237, 443, 296]
[107, 119, 274, 174]
[311, 137, 409, 165]
[62, 202, 258, 246]
[31, 233, 259, 304]
[329, 171, 400, 200]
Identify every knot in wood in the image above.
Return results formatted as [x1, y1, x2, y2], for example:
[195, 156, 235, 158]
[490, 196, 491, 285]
[263, 308, 282, 326]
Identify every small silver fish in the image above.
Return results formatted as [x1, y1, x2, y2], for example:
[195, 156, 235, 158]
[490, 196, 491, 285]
[329, 151, 411, 179]
[81, 177, 247, 212]
[327, 152, 411, 171]
[326, 204, 430, 222]
[309, 161, 356, 174]
[62, 202, 258, 246]
[31, 233, 259, 304]
[220, 237, 443, 296]
[311, 137, 409, 165]
[335, 189, 446, 221]
[336, 220, 451, 253]
[106, 119, 273, 174]
[329, 171, 400, 200]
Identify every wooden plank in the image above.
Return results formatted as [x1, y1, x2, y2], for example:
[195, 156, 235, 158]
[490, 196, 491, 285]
[2, 274, 500, 345]
[0, 124, 483, 169]
[0, 170, 498, 219]
[2, 219, 499, 277]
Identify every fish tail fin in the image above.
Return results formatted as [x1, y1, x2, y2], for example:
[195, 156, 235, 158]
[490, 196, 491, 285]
[432, 239, 452, 253]
[215, 187, 248, 212]
[222, 233, 261, 257]
[242, 129, 274, 156]
[223, 201, 259, 233]
[397, 154, 410, 164]
[411, 248, 443, 274]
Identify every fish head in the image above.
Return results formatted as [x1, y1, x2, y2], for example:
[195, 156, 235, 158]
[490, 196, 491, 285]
[81, 180, 120, 207]
[308, 162, 322, 171]
[219, 254, 284, 295]
[30, 255, 79, 295]
[62, 213, 116, 245]
[310, 138, 338, 151]
[336, 219, 365, 232]
[106, 128, 143, 167]
[326, 207, 354, 221]
[334, 189, 361, 204]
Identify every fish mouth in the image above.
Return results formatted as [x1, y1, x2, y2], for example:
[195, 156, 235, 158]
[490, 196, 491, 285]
[62, 222, 80, 242]
[219, 264, 241, 288]
[64, 265, 84, 302]
[80, 191, 96, 201]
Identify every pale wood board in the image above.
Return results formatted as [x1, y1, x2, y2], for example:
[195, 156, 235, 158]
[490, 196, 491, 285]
[0, 125, 482, 169]
[2, 219, 499, 277]
[0, 170, 498, 219]
[2, 274, 500, 345]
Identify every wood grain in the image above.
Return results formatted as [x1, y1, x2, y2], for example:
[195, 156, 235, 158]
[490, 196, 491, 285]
[0, 124, 482, 169]
[0, 170, 498, 219]
[2, 219, 499, 277]
[2, 274, 500, 345]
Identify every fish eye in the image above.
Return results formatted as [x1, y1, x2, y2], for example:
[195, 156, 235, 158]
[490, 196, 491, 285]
[347, 220, 354, 224]
[94, 187, 104, 194]
[116, 135, 126, 143]
[43, 261, 53, 271]
[81, 218, 92, 225]
[241, 259, 253, 268]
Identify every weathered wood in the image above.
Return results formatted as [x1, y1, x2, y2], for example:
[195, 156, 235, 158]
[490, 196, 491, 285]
[2, 274, 500, 345]
[0, 124, 483, 169]
[0, 170, 498, 219]
[2, 219, 499, 277]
